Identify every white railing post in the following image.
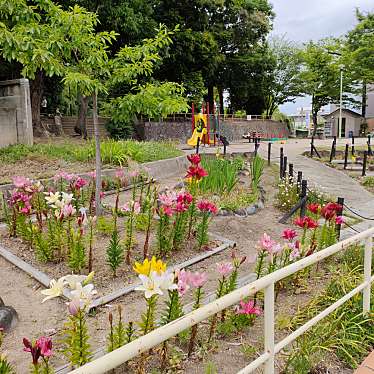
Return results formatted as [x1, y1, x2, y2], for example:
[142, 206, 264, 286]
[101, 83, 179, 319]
[264, 282, 275, 374]
[363, 235, 373, 314]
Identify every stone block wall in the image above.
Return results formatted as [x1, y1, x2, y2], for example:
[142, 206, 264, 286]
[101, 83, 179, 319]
[0, 79, 33, 148]
[139, 117, 289, 142]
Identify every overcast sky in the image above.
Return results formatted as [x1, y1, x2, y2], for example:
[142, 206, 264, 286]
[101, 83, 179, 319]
[270, 0, 374, 114]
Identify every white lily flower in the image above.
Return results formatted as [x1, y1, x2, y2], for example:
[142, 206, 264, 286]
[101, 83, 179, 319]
[70, 282, 97, 307]
[135, 272, 164, 299]
[41, 278, 65, 303]
[45, 191, 60, 206]
[159, 271, 178, 292]
[62, 272, 95, 290]
[61, 192, 74, 205]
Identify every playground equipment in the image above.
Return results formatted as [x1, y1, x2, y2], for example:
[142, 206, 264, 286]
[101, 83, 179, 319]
[187, 102, 218, 147]
[187, 113, 214, 146]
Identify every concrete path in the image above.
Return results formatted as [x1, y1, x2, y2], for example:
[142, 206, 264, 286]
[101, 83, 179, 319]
[187, 137, 374, 225]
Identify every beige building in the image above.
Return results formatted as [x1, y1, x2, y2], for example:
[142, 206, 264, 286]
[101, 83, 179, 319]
[323, 108, 363, 138]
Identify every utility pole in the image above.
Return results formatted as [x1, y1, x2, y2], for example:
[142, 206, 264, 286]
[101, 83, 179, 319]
[339, 66, 343, 139]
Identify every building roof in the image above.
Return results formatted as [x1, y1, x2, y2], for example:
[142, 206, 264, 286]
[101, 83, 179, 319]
[323, 108, 363, 119]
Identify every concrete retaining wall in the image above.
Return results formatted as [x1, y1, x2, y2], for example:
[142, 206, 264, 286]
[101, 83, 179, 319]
[0, 79, 33, 148]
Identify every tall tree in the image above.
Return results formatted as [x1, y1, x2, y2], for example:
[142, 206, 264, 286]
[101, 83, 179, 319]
[263, 37, 303, 117]
[345, 10, 374, 118]
[298, 40, 355, 135]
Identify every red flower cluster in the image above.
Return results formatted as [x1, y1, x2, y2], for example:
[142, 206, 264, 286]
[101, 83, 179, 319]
[187, 154, 201, 165]
[321, 202, 342, 221]
[307, 203, 320, 214]
[294, 216, 319, 229]
[197, 200, 218, 214]
[185, 154, 208, 181]
[186, 165, 208, 180]
[175, 192, 193, 213]
[10, 191, 32, 214]
[282, 229, 297, 241]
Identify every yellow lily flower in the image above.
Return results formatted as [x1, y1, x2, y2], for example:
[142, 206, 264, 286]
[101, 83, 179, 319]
[133, 256, 166, 276]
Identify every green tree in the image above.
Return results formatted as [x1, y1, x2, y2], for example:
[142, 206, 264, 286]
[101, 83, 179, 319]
[299, 40, 350, 135]
[263, 37, 304, 117]
[345, 10, 374, 118]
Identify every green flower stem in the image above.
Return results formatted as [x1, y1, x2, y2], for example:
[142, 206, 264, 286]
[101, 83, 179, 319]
[125, 205, 135, 265]
[188, 286, 203, 356]
[142, 295, 157, 335]
[197, 212, 209, 249]
[208, 277, 225, 343]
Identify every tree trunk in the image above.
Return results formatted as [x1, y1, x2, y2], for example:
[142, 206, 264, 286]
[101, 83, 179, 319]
[312, 110, 318, 136]
[207, 84, 214, 113]
[30, 69, 44, 136]
[75, 94, 88, 139]
[218, 88, 224, 114]
[93, 91, 102, 216]
[361, 81, 367, 118]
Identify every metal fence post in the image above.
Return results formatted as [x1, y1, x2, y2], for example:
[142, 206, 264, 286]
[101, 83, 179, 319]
[336, 197, 344, 240]
[363, 236, 372, 314]
[289, 163, 294, 182]
[362, 151, 367, 177]
[282, 157, 288, 180]
[351, 135, 355, 156]
[310, 136, 314, 157]
[300, 180, 307, 217]
[267, 142, 272, 166]
[196, 137, 200, 154]
[264, 283, 275, 374]
[344, 144, 349, 170]
[297, 171, 303, 193]
[280, 147, 284, 179]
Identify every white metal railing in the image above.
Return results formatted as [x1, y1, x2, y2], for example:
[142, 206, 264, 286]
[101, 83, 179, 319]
[69, 227, 374, 374]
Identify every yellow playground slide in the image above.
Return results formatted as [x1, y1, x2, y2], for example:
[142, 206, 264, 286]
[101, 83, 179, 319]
[187, 127, 207, 146]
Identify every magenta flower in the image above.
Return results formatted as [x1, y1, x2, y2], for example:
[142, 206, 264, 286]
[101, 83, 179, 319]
[23, 338, 41, 365]
[335, 216, 345, 225]
[187, 154, 201, 165]
[13, 176, 32, 189]
[36, 336, 52, 357]
[236, 300, 262, 316]
[259, 233, 276, 252]
[175, 201, 188, 213]
[197, 200, 218, 214]
[159, 191, 177, 207]
[176, 192, 193, 205]
[176, 269, 191, 296]
[115, 169, 125, 179]
[282, 229, 297, 241]
[161, 205, 174, 217]
[53, 171, 75, 182]
[74, 177, 87, 190]
[216, 262, 234, 277]
[189, 272, 208, 288]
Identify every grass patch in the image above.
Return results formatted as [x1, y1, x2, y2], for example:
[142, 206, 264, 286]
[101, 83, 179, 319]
[219, 189, 258, 212]
[0, 140, 182, 166]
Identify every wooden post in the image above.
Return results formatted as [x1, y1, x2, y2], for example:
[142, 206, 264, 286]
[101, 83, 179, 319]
[283, 156, 288, 180]
[254, 141, 260, 157]
[310, 136, 314, 157]
[336, 197, 344, 240]
[300, 180, 307, 218]
[280, 147, 284, 179]
[332, 136, 337, 159]
[267, 142, 271, 166]
[362, 151, 368, 177]
[344, 143, 349, 170]
[351, 135, 355, 156]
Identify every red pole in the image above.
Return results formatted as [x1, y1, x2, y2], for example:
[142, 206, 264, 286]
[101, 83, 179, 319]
[191, 102, 195, 132]
[213, 102, 216, 146]
[206, 102, 210, 145]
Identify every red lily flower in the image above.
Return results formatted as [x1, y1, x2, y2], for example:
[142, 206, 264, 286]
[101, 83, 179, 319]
[185, 165, 208, 180]
[187, 154, 201, 165]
